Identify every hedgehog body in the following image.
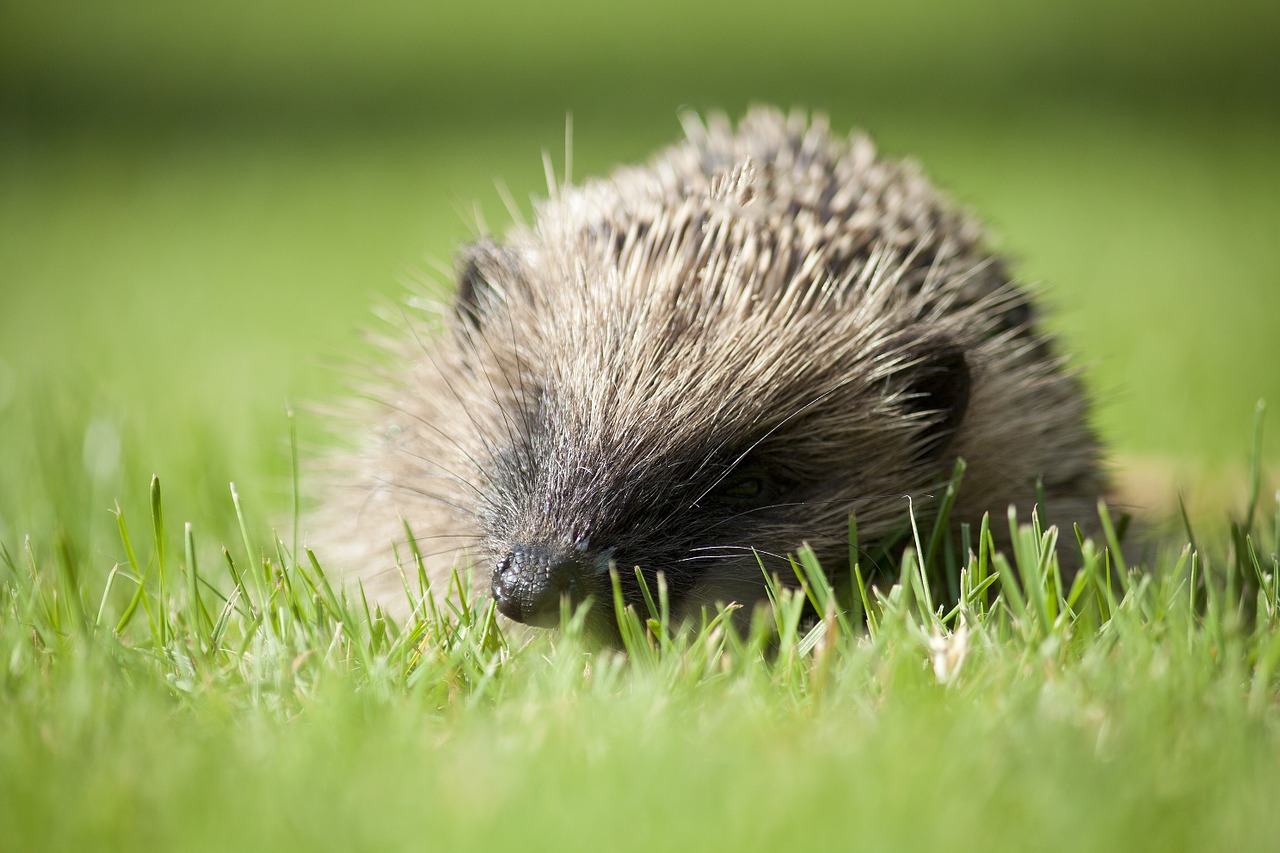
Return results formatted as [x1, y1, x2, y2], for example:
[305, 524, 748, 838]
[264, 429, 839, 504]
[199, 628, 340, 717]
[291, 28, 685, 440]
[315, 108, 1104, 630]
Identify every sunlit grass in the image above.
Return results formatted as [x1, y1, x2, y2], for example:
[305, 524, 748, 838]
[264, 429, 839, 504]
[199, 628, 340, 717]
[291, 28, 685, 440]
[2, 408, 1278, 850]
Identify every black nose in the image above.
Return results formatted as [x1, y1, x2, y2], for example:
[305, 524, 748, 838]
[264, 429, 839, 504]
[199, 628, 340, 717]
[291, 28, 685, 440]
[491, 544, 592, 627]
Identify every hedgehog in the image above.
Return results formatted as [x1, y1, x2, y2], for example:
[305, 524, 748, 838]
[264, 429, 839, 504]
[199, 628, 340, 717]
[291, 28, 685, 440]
[313, 107, 1105, 633]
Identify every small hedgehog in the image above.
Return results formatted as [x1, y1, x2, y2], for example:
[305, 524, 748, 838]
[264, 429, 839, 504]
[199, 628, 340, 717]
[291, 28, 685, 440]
[314, 108, 1104, 631]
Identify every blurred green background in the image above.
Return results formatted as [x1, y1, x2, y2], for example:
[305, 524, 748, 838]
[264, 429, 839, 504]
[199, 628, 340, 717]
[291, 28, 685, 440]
[1, 0, 1277, 550]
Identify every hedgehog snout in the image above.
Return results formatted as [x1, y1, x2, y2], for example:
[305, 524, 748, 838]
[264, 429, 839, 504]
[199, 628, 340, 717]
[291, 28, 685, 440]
[492, 542, 606, 626]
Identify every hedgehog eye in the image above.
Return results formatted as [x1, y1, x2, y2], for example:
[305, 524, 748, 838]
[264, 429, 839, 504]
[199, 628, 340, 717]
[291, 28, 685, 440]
[709, 464, 777, 507]
[720, 475, 765, 500]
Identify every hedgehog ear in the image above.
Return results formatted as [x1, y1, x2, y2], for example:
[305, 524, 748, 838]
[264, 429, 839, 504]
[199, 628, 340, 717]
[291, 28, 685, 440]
[898, 336, 971, 461]
[454, 239, 517, 330]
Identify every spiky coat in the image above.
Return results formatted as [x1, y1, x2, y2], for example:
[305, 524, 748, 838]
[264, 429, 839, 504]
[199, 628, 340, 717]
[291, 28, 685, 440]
[312, 108, 1104, 626]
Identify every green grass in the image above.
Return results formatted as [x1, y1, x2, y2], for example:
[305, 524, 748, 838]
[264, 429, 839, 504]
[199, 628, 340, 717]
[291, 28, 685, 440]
[3, 450, 1279, 851]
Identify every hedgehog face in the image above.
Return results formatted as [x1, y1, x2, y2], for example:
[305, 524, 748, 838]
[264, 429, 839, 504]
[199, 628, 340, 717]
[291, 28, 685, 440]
[480, 412, 822, 629]
[455, 232, 973, 630]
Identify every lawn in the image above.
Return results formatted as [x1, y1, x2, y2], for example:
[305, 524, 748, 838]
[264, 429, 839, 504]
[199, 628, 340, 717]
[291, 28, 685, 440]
[1, 1, 1278, 849]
